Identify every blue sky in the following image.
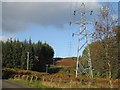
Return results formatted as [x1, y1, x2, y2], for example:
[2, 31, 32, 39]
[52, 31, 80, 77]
[1, 1, 119, 58]
[3, 20, 80, 58]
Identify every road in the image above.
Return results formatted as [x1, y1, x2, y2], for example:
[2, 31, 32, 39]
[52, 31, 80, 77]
[2, 80, 31, 88]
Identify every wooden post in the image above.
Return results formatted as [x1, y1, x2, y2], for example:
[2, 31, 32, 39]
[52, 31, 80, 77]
[30, 76, 33, 83]
[70, 79, 72, 88]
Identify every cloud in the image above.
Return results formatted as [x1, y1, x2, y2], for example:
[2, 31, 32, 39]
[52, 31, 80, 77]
[0, 36, 9, 42]
[2, 2, 101, 33]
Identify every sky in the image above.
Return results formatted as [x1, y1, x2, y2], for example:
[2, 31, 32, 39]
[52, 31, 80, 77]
[1, 0, 119, 58]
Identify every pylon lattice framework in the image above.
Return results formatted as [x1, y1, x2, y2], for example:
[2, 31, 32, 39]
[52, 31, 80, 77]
[71, 3, 93, 78]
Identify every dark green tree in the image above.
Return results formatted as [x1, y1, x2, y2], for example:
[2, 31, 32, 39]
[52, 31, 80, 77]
[2, 38, 54, 72]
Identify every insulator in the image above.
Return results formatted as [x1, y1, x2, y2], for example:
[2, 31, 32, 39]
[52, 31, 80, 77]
[72, 33, 74, 37]
[69, 21, 71, 26]
[81, 3, 85, 6]
[90, 10, 93, 15]
[74, 10, 76, 15]
[84, 12, 85, 14]
[95, 21, 97, 25]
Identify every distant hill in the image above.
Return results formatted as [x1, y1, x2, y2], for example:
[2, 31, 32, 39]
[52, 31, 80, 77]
[54, 57, 77, 67]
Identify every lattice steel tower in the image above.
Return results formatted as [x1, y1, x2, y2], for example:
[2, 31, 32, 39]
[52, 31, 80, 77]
[71, 3, 93, 78]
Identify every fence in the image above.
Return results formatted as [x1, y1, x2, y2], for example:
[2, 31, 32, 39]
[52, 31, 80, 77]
[13, 74, 119, 88]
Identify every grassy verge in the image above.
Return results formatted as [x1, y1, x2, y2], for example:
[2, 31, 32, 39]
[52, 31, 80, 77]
[9, 79, 52, 88]
[8, 79, 100, 88]
[4, 68, 118, 88]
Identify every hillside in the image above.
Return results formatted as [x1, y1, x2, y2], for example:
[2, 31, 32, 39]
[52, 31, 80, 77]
[54, 57, 77, 67]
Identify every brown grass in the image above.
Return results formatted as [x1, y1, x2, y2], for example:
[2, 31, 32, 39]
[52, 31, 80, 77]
[55, 57, 76, 67]
[4, 68, 119, 88]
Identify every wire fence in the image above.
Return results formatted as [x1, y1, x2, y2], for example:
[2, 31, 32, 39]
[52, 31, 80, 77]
[13, 74, 119, 88]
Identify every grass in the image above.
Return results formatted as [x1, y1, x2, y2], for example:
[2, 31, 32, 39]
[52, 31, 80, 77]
[9, 79, 52, 88]
[9, 77, 119, 88]
[5, 68, 119, 88]
[9, 78, 105, 88]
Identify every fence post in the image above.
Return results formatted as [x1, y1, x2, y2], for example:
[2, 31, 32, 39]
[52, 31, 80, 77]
[30, 76, 33, 83]
[35, 76, 38, 81]
[58, 78, 62, 88]
[42, 76, 44, 81]
[14, 75, 17, 79]
[50, 78, 53, 83]
[70, 79, 72, 88]
[21, 75, 25, 80]
[18, 75, 20, 79]
[26, 75, 29, 81]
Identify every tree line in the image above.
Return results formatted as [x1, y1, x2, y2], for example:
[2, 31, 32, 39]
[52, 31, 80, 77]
[82, 5, 120, 79]
[82, 28, 119, 79]
[2, 39, 54, 72]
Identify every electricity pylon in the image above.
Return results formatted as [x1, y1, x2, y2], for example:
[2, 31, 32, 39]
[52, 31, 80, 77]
[71, 3, 93, 78]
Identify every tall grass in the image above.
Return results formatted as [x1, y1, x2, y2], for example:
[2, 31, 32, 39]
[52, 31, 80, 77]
[4, 68, 119, 88]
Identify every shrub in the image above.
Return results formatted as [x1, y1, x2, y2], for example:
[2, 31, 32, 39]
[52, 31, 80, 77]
[2, 68, 17, 79]
[48, 67, 62, 74]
